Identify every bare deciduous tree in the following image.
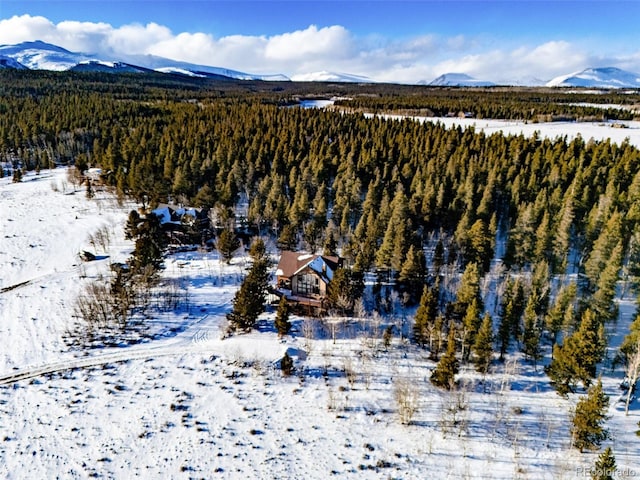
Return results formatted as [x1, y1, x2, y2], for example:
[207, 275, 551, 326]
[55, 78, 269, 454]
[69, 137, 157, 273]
[394, 377, 419, 425]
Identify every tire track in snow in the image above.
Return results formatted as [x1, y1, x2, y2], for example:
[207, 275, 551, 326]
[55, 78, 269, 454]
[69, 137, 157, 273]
[0, 328, 221, 386]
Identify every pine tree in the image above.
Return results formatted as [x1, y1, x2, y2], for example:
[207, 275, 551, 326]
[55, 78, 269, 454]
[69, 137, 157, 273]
[461, 298, 481, 362]
[277, 224, 297, 251]
[453, 262, 483, 320]
[553, 191, 575, 273]
[571, 379, 610, 452]
[217, 229, 240, 264]
[473, 312, 494, 375]
[227, 253, 270, 332]
[280, 352, 294, 376]
[413, 285, 438, 347]
[497, 278, 525, 360]
[522, 294, 542, 366]
[274, 296, 291, 337]
[431, 325, 459, 390]
[590, 241, 623, 322]
[85, 179, 94, 199]
[547, 309, 606, 395]
[130, 213, 166, 274]
[376, 188, 411, 273]
[398, 244, 427, 302]
[591, 447, 616, 480]
[466, 219, 493, 273]
[545, 282, 577, 347]
[326, 268, 364, 314]
[124, 210, 141, 240]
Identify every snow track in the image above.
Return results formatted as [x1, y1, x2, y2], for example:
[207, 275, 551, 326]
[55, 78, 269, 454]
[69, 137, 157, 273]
[0, 335, 221, 386]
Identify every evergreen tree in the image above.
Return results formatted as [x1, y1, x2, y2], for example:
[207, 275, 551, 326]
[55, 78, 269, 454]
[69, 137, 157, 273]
[545, 282, 577, 347]
[12, 168, 22, 183]
[124, 210, 141, 240]
[620, 313, 640, 361]
[521, 294, 543, 366]
[326, 268, 364, 314]
[226, 252, 270, 332]
[547, 309, 606, 395]
[591, 447, 616, 480]
[280, 352, 294, 376]
[130, 213, 166, 274]
[590, 241, 623, 323]
[322, 228, 338, 257]
[277, 224, 297, 251]
[217, 229, 240, 264]
[398, 244, 427, 303]
[274, 296, 291, 337]
[473, 312, 494, 375]
[413, 285, 438, 347]
[553, 192, 575, 273]
[453, 262, 483, 320]
[85, 179, 94, 199]
[248, 237, 268, 263]
[571, 379, 610, 452]
[461, 297, 481, 362]
[375, 188, 411, 273]
[466, 218, 493, 273]
[431, 325, 459, 390]
[497, 278, 525, 360]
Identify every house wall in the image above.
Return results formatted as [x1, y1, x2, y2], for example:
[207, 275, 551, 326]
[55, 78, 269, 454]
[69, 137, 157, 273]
[291, 267, 328, 297]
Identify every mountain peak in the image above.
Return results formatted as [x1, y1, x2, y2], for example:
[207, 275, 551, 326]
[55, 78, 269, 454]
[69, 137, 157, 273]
[290, 71, 373, 83]
[0, 40, 74, 54]
[426, 73, 495, 87]
[546, 66, 640, 88]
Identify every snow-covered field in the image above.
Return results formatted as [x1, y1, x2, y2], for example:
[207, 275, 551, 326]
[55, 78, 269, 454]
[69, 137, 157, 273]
[0, 166, 639, 478]
[376, 114, 640, 150]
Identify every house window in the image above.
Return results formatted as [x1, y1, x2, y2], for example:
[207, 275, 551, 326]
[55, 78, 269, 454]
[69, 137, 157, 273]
[296, 273, 320, 295]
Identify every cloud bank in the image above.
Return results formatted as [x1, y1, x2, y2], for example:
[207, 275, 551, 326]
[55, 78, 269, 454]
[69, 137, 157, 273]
[0, 14, 637, 84]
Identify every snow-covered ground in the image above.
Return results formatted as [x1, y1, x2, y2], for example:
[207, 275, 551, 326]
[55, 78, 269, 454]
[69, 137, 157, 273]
[0, 166, 639, 478]
[374, 114, 640, 150]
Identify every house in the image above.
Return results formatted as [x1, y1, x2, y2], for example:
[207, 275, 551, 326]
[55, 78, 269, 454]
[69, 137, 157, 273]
[151, 203, 210, 245]
[273, 251, 342, 314]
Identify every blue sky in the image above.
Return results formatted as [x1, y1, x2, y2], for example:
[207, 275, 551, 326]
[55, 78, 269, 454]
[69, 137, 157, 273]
[1, 1, 639, 83]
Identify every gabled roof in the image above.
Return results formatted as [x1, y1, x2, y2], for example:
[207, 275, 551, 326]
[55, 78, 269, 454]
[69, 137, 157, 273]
[152, 203, 206, 224]
[276, 251, 341, 281]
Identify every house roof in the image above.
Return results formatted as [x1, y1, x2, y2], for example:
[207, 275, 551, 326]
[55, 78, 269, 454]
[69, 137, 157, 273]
[276, 251, 341, 280]
[152, 203, 206, 224]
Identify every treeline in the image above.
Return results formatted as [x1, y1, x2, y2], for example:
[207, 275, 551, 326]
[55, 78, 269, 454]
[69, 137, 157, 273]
[335, 88, 640, 121]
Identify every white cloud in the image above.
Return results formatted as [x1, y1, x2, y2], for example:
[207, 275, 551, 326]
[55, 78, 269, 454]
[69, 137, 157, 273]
[0, 15, 57, 45]
[265, 25, 352, 61]
[0, 14, 638, 83]
[106, 22, 172, 55]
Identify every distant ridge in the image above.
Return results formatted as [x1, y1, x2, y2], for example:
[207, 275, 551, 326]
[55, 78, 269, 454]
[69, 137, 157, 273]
[546, 67, 640, 88]
[0, 40, 290, 81]
[426, 73, 495, 87]
[1, 41, 640, 87]
[289, 71, 374, 83]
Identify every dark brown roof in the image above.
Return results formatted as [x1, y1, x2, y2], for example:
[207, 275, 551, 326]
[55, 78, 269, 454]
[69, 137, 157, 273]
[276, 251, 341, 278]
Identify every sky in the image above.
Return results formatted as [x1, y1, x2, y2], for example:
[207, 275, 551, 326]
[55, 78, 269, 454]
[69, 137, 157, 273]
[0, 0, 639, 83]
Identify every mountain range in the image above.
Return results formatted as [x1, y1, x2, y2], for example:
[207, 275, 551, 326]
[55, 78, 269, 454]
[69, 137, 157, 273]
[1, 41, 640, 88]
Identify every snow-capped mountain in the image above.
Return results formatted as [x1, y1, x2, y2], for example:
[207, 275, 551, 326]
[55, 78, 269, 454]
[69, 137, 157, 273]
[546, 67, 640, 88]
[290, 71, 374, 83]
[426, 73, 493, 86]
[426, 73, 495, 87]
[0, 40, 289, 81]
[0, 55, 26, 69]
[0, 40, 92, 71]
